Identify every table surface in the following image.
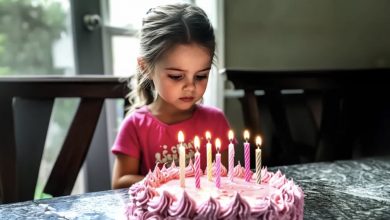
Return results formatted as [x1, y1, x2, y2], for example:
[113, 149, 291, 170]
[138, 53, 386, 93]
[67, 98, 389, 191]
[1, 157, 390, 219]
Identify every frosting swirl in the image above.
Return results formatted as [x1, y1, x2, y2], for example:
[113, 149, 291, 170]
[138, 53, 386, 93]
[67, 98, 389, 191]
[143, 170, 160, 187]
[168, 191, 196, 218]
[185, 159, 196, 177]
[153, 164, 165, 183]
[270, 190, 287, 214]
[211, 161, 228, 177]
[194, 197, 220, 220]
[165, 161, 179, 180]
[147, 191, 176, 216]
[261, 167, 274, 183]
[269, 170, 287, 189]
[232, 161, 246, 178]
[135, 186, 158, 208]
[143, 212, 163, 220]
[251, 197, 271, 219]
[128, 182, 145, 199]
[218, 193, 251, 219]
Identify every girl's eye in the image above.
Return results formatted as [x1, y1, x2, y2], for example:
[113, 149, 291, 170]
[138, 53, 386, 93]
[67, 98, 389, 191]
[168, 74, 183, 80]
[196, 75, 208, 80]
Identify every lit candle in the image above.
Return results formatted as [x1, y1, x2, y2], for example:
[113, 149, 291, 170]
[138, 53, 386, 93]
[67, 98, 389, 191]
[206, 131, 212, 181]
[194, 136, 201, 189]
[215, 138, 221, 189]
[178, 131, 185, 187]
[244, 130, 251, 182]
[228, 130, 235, 182]
[255, 135, 262, 184]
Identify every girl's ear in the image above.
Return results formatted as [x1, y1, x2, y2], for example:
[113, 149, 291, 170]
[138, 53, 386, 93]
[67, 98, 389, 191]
[137, 57, 146, 73]
[137, 57, 153, 80]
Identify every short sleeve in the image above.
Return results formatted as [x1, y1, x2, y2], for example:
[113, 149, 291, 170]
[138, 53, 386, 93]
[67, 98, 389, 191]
[111, 115, 141, 159]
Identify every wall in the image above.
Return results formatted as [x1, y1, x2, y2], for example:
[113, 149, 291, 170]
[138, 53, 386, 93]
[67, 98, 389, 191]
[223, 0, 390, 164]
[224, 0, 390, 70]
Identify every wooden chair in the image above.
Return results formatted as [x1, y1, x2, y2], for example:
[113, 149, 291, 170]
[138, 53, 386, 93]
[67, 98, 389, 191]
[0, 76, 129, 204]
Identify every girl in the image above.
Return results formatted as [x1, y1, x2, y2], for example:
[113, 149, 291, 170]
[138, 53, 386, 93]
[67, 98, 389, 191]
[111, 3, 233, 189]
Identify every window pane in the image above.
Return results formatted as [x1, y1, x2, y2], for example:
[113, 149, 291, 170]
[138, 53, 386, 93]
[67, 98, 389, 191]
[36, 99, 86, 199]
[112, 36, 139, 77]
[108, 0, 192, 28]
[0, 0, 74, 76]
[0, 0, 84, 199]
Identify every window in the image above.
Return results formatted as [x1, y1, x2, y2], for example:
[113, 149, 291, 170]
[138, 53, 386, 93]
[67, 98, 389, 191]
[0, 0, 222, 198]
[0, 0, 74, 75]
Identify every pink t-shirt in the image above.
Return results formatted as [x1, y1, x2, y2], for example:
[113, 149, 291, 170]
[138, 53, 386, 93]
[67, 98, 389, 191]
[111, 104, 233, 175]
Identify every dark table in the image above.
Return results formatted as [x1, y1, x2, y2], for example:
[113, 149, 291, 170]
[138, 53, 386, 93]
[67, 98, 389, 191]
[1, 157, 390, 219]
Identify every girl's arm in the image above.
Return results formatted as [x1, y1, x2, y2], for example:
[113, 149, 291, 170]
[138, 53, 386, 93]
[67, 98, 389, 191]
[111, 154, 144, 189]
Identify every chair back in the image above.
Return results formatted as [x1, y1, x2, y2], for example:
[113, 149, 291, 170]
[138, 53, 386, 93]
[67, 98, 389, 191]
[0, 76, 129, 204]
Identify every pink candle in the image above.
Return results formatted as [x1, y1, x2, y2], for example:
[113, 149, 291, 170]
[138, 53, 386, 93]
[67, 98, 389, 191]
[244, 130, 251, 182]
[228, 130, 235, 181]
[215, 138, 221, 188]
[194, 136, 201, 189]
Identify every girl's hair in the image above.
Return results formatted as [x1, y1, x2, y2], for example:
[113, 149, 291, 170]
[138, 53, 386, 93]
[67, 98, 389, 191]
[127, 3, 216, 112]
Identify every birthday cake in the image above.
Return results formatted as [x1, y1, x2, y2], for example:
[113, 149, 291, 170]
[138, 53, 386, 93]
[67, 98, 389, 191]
[126, 161, 304, 219]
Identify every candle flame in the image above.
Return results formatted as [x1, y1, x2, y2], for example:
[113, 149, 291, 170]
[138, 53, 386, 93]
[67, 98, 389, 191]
[228, 130, 234, 141]
[215, 138, 221, 152]
[178, 131, 184, 143]
[205, 131, 211, 141]
[256, 135, 262, 147]
[194, 136, 200, 150]
[243, 130, 250, 140]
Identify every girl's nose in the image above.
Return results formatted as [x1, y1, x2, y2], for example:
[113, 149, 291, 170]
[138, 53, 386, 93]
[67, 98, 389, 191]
[183, 78, 196, 91]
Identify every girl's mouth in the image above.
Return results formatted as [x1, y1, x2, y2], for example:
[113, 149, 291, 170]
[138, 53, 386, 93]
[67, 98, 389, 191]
[179, 97, 194, 102]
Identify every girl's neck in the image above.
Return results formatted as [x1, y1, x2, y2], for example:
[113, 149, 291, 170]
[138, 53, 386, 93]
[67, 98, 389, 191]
[148, 101, 196, 125]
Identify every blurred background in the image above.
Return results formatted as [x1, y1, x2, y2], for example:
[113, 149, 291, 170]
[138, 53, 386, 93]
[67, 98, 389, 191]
[1, 0, 389, 198]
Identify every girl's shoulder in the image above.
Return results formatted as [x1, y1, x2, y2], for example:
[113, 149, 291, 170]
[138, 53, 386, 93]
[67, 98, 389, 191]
[122, 106, 154, 126]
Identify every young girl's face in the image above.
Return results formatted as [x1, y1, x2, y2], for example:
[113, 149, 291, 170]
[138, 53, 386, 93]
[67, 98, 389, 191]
[150, 43, 212, 111]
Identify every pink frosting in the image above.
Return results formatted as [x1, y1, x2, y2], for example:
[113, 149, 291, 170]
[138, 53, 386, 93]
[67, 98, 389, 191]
[232, 161, 248, 178]
[147, 191, 175, 216]
[211, 161, 228, 177]
[218, 193, 251, 219]
[251, 197, 270, 218]
[269, 172, 288, 189]
[165, 162, 179, 180]
[153, 165, 165, 183]
[194, 197, 220, 220]
[261, 167, 274, 183]
[168, 191, 196, 218]
[127, 162, 304, 220]
[142, 171, 160, 188]
[185, 159, 196, 177]
[128, 182, 145, 199]
[135, 186, 158, 208]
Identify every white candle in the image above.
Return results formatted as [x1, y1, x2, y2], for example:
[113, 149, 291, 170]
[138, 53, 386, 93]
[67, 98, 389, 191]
[206, 131, 212, 181]
[178, 131, 185, 187]
[255, 135, 262, 184]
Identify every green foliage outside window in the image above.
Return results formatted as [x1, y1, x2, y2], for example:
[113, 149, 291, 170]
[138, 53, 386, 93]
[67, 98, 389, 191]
[0, 0, 66, 75]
